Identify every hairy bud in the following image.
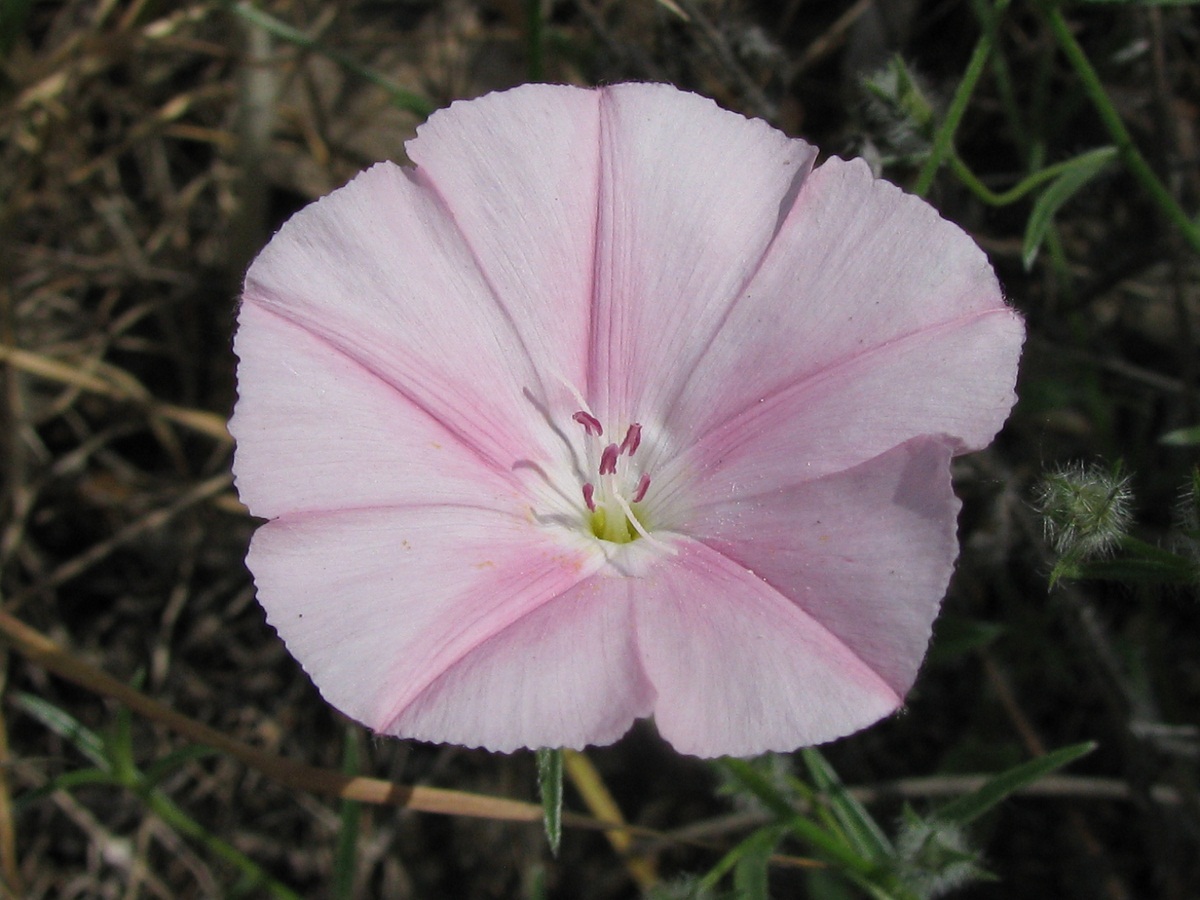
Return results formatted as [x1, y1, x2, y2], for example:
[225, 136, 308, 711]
[1034, 461, 1133, 562]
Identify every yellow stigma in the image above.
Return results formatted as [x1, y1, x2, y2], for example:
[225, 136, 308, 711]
[589, 506, 642, 544]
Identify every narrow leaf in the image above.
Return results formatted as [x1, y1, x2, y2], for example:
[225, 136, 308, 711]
[1079, 0, 1199, 5]
[1160, 425, 1200, 447]
[333, 728, 362, 900]
[935, 742, 1095, 824]
[697, 824, 789, 893]
[927, 616, 1004, 664]
[12, 692, 107, 768]
[718, 758, 798, 818]
[143, 745, 220, 788]
[733, 825, 780, 900]
[0, 0, 34, 56]
[801, 749, 894, 861]
[536, 747, 563, 856]
[1022, 147, 1117, 269]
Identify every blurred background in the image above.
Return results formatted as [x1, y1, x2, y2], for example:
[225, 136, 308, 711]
[1, 0, 1198, 897]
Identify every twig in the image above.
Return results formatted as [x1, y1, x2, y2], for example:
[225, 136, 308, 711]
[14, 474, 234, 605]
[791, 0, 875, 76]
[0, 608, 834, 872]
[671, 0, 775, 121]
[0, 345, 231, 444]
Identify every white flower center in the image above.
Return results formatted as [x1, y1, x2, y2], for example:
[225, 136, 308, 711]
[572, 411, 652, 544]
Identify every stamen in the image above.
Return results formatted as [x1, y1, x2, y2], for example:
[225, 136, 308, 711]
[599, 443, 620, 475]
[611, 491, 672, 551]
[582, 482, 596, 512]
[619, 423, 642, 456]
[632, 473, 651, 503]
[572, 411, 603, 436]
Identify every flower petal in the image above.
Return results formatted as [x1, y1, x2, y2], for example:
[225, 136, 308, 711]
[387, 574, 655, 752]
[405, 85, 602, 402]
[247, 506, 650, 750]
[588, 84, 817, 424]
[675, 438, 958, 699]
[230, 303, 523, 519]
[241, 161, 551, 471]
[654, 156, 1022, 466]
[659, 307, 1022, 510]
[634, 541, 902, 757]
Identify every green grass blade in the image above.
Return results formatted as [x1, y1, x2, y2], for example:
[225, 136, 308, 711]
[536, 747, 563, 856]
[224, 1, 433, 118]
[801, 749, 894, 861]
[12, 692, 107, 768]
[934, 742, 1096, 824]
[333, 727, 362, 900]
[1022, 147, 1117, 269]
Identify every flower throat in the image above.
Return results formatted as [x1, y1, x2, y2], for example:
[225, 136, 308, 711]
[572, 412, 651, 544]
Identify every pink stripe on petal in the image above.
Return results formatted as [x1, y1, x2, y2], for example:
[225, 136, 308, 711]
[678, 438, 959, 697]
[656, 308, 1023, 513]
[634, 541, 901, 757]
[659, 156, 1020, 457]
[248, 507, 606, 742]
[407, 85, 602, 407]
[242, 162, 554, 473]
[388, 574, 654, 752]
[587, 83, 817, 425]
[231, 303, 522, 519]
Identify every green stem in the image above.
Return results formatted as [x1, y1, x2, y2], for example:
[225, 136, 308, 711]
[950, 146, 1116, 207]
[971, 0, 1028, 154]
[1041, 3, 1200, 256]
[143, 789, 302, 900]
[226, 1, 433, 118]
[914, 0, 1010, 198]
[333, 728, 362, 900]
[526, 0, 545, 81]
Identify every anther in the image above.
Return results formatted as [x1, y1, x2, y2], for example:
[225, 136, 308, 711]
[619, 423, 642, 456]
[632, 473, 651, 503]
[582, 482, 596, 512]
[599, 443, 620, 476]
[572, 411, 603, 437]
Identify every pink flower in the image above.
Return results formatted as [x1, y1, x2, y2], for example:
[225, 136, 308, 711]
[230, 83, 1023, 757]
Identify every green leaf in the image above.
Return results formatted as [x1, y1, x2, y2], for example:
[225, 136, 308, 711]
[697, 825, 787, 896]
[13, 692, 107, 768]
[1022, 147, 1117, 269]
[1079, 0, 1199, 5]
[718, 758, 801, 818]
[1062, 535, 1197, 585]
[732, 826, 780, 900]
[15, 768, 120, 811]
[927, 616, 1005, 664]
[104, 703, 138, 786]
[536, 747, 563, 856]
[333, 727, 362, 900]
[781, 814, 878, 878]
[143, 745, 220, 788]
[1071, 556, 1196, 585]
[224, 2, 433, 117]
[934, 742, 1095, 824]
[0, 0, 34, 57]
[1161, 425, 1200, 447]
[801, 749, 894, 862]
